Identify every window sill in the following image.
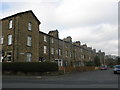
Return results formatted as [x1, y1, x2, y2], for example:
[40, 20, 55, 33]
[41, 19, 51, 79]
[26, 45, 32, 47]
[28, 30, 32, 32]
[7, 44, 12, 46]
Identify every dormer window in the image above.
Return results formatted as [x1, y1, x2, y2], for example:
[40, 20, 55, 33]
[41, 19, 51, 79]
[28, 22, 32, 31]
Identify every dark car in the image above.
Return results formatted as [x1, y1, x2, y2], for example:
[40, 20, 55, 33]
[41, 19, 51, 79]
[114, 65, 120, 74]
[100, 65, 108, 70]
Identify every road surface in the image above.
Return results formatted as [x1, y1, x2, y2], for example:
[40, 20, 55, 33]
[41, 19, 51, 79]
[2, 68, 119, 88]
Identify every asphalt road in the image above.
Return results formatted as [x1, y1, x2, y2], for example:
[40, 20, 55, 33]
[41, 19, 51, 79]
[2, 68, 119, 88]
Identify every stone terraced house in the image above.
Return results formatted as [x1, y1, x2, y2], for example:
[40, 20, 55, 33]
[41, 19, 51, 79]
[0, 10, 106, 66]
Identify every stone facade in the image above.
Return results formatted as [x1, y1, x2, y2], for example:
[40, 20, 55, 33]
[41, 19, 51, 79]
[0, 10, 105, 66]
[1, 10, 40, 62]
[97, 50, 105, 65]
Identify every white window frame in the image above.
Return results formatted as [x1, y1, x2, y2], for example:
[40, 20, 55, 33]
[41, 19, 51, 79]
[59, 49, 61, 56]
[75, 49, 76, 57]
[0, 37, 3, 44]
[27, 36, 32, 46]
[51, 38, 54, 43]
[51, 48, 54, 54]
[44, 46, 47, 54]
[6, 52, 12, 62]
[26, 53, 32, 62]
[9, 20, 13, 29]
[56, 49, 58, 54]
[28, 22, 32, 31]
[66, 51, 68, 57]
[8, 35, 12, 45]
[44, 35, 47, 42]
[81, 55, 84, 59]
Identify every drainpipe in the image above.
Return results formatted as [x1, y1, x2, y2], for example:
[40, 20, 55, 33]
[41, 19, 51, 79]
[48, 36, 50, 61]
[12, 17, 16, 62]
[58, 40, 59, 59]
[17, 16, 20, 62]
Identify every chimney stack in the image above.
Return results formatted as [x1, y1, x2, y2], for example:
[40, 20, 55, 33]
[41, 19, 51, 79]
[63, 36, 72, 43]
[48, 29, 59, 38]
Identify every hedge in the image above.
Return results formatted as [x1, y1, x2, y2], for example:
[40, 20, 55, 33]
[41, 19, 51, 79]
[85, 61, 95, 66]
[2, 62, 58, 73]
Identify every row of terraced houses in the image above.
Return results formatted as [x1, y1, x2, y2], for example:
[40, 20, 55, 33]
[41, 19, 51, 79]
[0, 10, 106, 67]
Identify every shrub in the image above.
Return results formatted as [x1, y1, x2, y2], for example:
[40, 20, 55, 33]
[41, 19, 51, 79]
[2, 62, 58, 73]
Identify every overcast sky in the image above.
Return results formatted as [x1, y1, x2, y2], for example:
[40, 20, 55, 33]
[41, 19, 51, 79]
[0, 0, 119, 56]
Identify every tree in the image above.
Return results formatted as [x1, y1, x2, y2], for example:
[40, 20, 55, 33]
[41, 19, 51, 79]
[94, 56, 101, 66]
[117, 57, 120, 65]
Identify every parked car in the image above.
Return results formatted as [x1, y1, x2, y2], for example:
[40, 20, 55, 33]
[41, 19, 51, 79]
[100, 65, 108, 70]
[113, 65, 120, 74]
